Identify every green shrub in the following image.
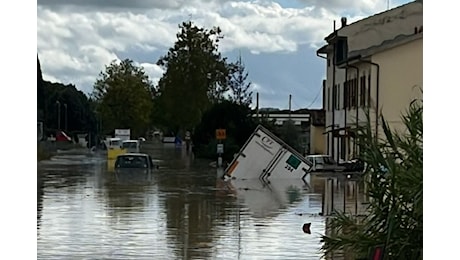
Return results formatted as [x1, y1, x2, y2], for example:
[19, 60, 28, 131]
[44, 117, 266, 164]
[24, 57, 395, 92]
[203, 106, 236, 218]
[321, 99, 423, 259]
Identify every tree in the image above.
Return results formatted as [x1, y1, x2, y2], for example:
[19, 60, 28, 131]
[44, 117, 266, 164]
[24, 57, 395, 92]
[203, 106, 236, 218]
[43, 81, 97, 133]
[193, 100, 257, 161]
[321, 99, 423, 259]
[92, 59, 154, 137]
[38, 56, 45, 121]
[155, 21, 232, 133]
[228, 54, 253, 107]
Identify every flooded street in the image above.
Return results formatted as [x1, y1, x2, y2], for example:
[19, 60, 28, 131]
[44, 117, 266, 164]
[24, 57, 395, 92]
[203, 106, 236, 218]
[37, 142, 364, 259]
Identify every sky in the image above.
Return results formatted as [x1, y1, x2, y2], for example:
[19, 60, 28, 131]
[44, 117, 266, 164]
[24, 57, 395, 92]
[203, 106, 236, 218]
[37, 0, 413, 110]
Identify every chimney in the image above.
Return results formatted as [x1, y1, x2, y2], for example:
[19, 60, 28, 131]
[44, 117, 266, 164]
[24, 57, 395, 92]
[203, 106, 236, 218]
[341, 17, 347, 28]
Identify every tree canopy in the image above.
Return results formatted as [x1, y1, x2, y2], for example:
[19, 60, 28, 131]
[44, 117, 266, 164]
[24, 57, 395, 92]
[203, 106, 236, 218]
[193, 100, 257, 161]
[42, 81, 97, 133]
[228, 54, 253, 107]
[38, 56, 98, 136]
[154, 21, 232, 132]
[92, 59, 154, 137]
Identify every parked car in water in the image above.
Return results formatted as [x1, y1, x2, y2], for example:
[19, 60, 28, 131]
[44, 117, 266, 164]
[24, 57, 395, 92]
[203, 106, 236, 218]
[114, 153, 158, 171]
[340, 158, 365, 172]
[305, 154, 346, 172]
[121, 140, 141, 153]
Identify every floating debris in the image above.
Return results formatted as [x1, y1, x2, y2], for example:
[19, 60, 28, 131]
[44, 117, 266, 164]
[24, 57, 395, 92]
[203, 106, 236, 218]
[302, 223, 311, 234]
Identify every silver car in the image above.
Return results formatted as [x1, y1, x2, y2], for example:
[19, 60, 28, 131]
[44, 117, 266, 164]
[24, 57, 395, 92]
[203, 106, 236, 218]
[115, 153, 157, 170]
[305, 155, 345, 172]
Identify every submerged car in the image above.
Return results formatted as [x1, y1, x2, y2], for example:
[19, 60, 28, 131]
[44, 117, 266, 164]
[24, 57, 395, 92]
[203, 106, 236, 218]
[121, 140, 141, 153]
[114, 153, 158, 170]
[305, 155, 346, 172]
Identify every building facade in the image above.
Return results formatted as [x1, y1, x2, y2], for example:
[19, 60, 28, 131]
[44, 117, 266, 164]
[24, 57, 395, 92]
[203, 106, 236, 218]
[317, 0, 422, 162]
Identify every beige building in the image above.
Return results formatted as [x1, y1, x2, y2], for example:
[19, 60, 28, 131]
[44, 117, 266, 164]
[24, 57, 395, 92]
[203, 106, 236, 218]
[309, 109, 326, 155]
[316, 0, 423, 162]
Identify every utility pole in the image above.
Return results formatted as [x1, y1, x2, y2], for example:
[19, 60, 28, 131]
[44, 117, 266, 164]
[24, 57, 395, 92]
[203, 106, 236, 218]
[289, 94, 292, 119]
[256, 92, 259, 122]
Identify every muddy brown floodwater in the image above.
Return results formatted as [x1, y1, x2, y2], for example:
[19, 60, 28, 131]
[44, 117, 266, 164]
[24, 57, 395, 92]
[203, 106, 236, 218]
[38, 142, 365, 259]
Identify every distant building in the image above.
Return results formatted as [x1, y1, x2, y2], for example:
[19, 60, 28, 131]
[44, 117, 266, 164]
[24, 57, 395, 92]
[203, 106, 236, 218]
[309, 109, 326, 155]
[316, 0, 422, 162]
[253, 108, 326, 155]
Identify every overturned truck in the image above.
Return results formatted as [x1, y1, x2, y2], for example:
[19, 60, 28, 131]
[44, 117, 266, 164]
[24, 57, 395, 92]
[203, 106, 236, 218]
[223, 125, 313, 184]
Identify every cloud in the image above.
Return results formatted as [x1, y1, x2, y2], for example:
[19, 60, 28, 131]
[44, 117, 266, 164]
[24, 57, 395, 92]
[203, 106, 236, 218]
[137, 62, 165, 86]
[37, 0, 191, 11]
[37, 0, 404, 106]
[295, 0, 386, 14]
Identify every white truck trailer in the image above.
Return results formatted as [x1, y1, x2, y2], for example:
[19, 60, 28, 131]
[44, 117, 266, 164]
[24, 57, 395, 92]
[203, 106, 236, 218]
[223, 125, 313, 184]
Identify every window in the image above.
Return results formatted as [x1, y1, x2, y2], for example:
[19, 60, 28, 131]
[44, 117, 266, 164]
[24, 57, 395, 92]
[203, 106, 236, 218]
[115, 155, 148, 168]
[340, 137, 346, 161]
[122, 141, 138, 149]
[349, 79, 356, 108]
[334, 84, 340, 110]
[360, 76, 366, 107]
[349, 80, 353, 108]
[346, 79, 351, 110]
[343, 81, 348, 109]
[368, 75, 372, 107]
[332, 85, 336, 110]
[344, 78, 360, 110]
[335, 37, 348, 64]
[354, 77, 359, 108]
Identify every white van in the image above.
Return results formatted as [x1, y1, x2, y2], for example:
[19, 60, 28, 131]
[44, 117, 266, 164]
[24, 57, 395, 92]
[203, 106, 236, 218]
[107, 138, 123, 150]
[122, 140, 140, 153]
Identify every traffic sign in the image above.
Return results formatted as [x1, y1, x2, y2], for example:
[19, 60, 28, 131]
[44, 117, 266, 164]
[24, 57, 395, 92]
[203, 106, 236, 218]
[217, 143, 224, 154]
[216, 129, 226, 140]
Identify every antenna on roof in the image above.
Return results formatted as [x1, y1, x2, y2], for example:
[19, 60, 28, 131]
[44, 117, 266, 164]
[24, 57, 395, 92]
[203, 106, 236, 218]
[387, 0, 390, 10]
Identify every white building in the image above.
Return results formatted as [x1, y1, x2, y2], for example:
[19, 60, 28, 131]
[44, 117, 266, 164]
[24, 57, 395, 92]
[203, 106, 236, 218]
[316, 0, 423, 162]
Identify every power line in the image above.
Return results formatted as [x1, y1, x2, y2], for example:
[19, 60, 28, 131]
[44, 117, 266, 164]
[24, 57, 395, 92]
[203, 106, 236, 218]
[306, 86, 322, 108]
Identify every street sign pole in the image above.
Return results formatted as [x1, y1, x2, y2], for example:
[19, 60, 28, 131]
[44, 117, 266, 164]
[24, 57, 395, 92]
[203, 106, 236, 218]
[216, 129, 226, 168]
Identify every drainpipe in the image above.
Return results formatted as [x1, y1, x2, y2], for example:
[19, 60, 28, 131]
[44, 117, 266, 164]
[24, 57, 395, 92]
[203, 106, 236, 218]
[331, 44, 337, 162]
[359, 59, 380, 139]
[344, 65, 348, 160]
[347, 65, 359, 157]
[316, 50, 334, 158]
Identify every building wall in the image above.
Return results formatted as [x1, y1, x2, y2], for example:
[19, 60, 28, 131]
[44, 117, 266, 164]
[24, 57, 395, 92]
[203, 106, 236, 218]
[372, 37, 423, 134]
[338, 1, 423, 53]
[310, 125, 326, 155]
[339, 37, 422, 157]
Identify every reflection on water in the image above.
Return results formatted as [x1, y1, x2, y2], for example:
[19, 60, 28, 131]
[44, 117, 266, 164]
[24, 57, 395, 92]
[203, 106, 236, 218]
[37, 143, 359, 259]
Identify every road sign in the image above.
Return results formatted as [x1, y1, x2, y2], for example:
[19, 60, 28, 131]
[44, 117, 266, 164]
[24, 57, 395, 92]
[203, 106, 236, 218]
[216, 129, 226, 140]
[217, 143, 224, 154]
